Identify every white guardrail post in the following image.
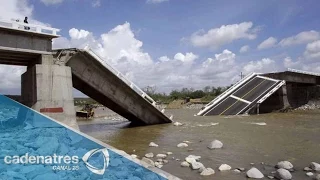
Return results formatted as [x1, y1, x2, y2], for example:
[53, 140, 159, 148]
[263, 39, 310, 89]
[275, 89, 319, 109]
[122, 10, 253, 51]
[197, 72, 257, 116]
[0, 19, 60, 36]
[83, 46, 158, 107]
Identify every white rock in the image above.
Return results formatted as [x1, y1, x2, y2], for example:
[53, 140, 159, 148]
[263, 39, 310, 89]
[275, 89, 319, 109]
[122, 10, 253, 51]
[173, 122, 183, 126]
[142, 157, 155, 166]
[277, 161, 294, 170]
[149, 142, 158, 147]
[183, 140, 191, 143]
[198, 166, 206, 173]
[233, 169, 241, 173]
[166, 152, 173, 155]
[163, 160, 168, 164]
[186, 155, 201, 161]
[316, 174, 320, 180]
[219, 164, 232, 171]
[304, 167, 312, 171]
[237, 167, 245, 171]
[185, 157, 196, 164]
[177, 143, 188, 148]
[200, 168, 215, 176]
[157, 159, 163, 162]
[145, 153, 154, 158]
[131, 154, 137, 158]
[156, 154, 167, 159]
[311, 162, 320, 171]
[306, 172, 314, 177]
[251, 122, 267, 126]
[191, 162, 204, 170]
[246, 167, 264, 179]
[267, 176, 274, 179]
[207, 140, 223, 149]
[181, 161, 190, 167]
[155, 162, 163, 168]
[275, 168, 292, 180]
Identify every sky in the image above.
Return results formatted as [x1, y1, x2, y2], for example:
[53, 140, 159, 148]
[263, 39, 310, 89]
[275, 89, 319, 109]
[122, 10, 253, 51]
[0, 0, 320, 95]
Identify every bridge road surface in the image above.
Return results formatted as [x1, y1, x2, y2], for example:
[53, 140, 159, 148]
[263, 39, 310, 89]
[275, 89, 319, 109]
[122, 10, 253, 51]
[205, 76, 278, 116]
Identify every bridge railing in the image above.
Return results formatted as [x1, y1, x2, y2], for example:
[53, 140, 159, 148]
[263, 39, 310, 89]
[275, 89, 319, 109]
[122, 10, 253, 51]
[197, 72, 256, 116]
[0, 19, 60, 36]
[83, 46, 157, 106]
[287, 68, 320, 76]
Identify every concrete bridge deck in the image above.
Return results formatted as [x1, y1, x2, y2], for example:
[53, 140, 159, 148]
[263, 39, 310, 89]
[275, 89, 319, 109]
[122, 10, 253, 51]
[54, 47, 172, 125]
[198, 73, 285, 116]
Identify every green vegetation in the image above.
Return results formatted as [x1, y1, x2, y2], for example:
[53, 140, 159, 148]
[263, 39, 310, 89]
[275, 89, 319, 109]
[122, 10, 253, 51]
[73, 85, 232, 106]
[74, 97, 97, 106]
[143, 85, 231, 104]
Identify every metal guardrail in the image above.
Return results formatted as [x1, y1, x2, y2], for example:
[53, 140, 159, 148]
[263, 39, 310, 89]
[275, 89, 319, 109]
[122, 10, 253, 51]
[197, 72, 256, 116]
[83, 46, 157, 107]
[287, 68, 320, 76]
[257, 80, 286, 104]
[0, 19, 60, 36]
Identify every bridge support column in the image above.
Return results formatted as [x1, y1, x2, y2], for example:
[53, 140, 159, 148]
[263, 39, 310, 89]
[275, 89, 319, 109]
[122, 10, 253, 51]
[21, 62, 78, 129]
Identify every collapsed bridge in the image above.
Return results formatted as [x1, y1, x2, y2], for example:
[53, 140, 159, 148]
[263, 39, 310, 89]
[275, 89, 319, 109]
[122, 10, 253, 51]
[0, 19, 172, 129]
[198, 69, 320, 116]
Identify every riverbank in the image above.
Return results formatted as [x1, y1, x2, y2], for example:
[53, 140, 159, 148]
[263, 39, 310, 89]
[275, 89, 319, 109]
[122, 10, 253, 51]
[78, 108, 320, 179]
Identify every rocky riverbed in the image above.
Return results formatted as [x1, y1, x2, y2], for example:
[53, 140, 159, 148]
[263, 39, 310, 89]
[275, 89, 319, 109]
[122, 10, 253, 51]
[79, 108, 320, 180]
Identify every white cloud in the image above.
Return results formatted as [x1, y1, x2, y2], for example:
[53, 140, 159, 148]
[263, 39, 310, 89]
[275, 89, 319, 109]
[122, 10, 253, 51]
[146, 0, 169, 4]
[174, 52, 198, 63]
[304, 40, 320, 59]
[40, 0, 64, 6]
[257, 37, 277, 50]
[283, 56, 320, 73]
[0, 0, 33, 21]
[279, 30, 320, 47]
[189, 22, 257, 49]
[239, 45, 250, 53]
[242, 58, 278, 74]
[92, 0, 101, 7]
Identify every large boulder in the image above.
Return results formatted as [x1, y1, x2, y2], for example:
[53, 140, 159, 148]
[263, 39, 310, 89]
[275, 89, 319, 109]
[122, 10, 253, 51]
[177, 143, 188, 148]
[191, 162, 204, 170]
[311, 162, 320, 171]
[207, 140, 223, 149]
[200, 168, 215, 176]
[276, 161, 294, 170]
[145, 153, 154, 158]
[219, 164, 232, 171]
[149, 142, 158, 147]
[246, 167, 264, 179]
[181, 161, 190, 167]
[156, 154, 167, 159]
[275, 168, 292, 180]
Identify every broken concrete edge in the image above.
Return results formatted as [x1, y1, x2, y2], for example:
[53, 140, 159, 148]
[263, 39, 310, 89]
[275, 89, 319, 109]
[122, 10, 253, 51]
[14, 99, 180, 180]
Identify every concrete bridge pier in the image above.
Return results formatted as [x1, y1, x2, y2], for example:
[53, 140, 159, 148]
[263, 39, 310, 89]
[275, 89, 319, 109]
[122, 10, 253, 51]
[21, 55, 78, 129]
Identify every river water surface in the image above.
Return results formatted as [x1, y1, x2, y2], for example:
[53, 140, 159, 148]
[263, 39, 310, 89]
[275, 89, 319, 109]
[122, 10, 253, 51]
[79, 108, 320, 180]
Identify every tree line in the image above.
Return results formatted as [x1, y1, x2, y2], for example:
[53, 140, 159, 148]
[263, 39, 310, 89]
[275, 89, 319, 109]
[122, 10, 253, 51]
[143, 85, 232, 104]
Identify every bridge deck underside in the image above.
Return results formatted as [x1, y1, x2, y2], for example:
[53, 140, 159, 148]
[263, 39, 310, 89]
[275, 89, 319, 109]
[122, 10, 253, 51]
[205, 76, 278, 116]
[0, 46, 45, 66]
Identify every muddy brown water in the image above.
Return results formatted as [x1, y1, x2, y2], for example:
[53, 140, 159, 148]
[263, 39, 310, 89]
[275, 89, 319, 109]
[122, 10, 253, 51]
[78, 108, 320, 180]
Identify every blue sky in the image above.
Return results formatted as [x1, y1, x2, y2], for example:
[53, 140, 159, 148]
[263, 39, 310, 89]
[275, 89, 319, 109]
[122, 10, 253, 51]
[0, 0, 320, 94]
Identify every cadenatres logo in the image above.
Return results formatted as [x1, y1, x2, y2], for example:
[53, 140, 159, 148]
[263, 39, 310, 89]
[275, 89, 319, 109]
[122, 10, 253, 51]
[82, 148, 110, 175]
[3, 148, 110, 175]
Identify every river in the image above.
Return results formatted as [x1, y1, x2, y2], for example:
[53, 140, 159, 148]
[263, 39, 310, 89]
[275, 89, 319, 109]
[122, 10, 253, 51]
[78, 108, 320, 180]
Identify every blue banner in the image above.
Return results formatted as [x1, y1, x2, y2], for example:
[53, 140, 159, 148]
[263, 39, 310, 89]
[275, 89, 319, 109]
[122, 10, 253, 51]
[0, 94, 167, 180]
